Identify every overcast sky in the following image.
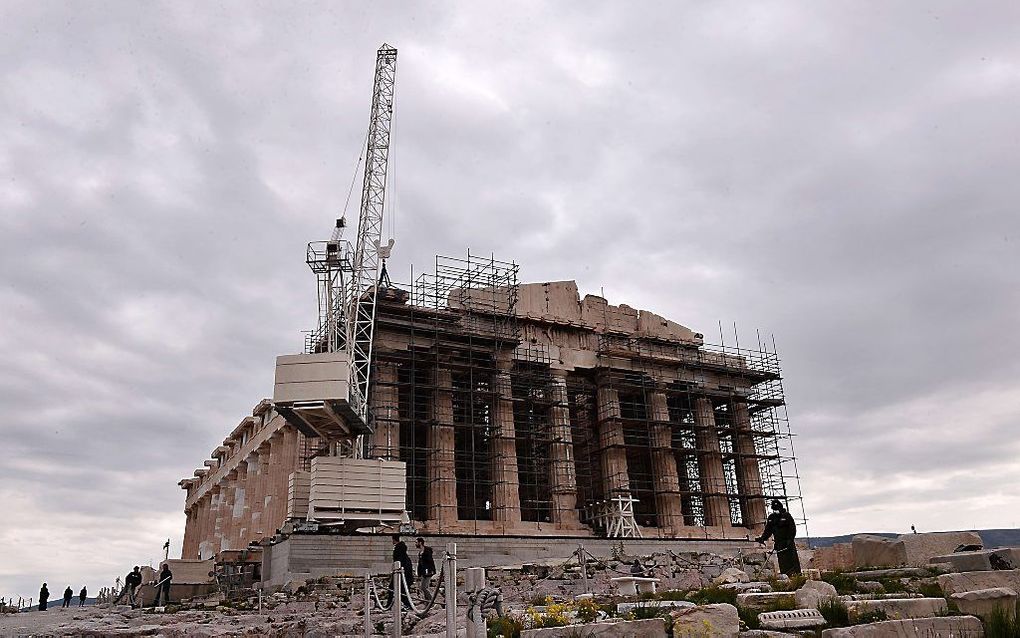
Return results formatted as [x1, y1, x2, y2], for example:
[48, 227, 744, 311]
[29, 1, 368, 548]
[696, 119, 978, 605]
[3, 0, 1019, 600]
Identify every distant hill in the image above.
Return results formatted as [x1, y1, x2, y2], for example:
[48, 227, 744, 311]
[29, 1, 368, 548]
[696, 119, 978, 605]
[808, 528, 1020, 548]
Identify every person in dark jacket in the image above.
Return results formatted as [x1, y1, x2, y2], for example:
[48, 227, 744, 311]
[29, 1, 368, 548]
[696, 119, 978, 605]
[78, 586, 87, 607]
[62, 586, 73, 608]
[38, 583, 49, 611]
[415, 537, 436, 598]
[388, 534, 414, 608]
[756, 499, 801, 576]
[629, 559, 646, 576]
[114, 566, 143, 607]
[153, 564, 173, 607]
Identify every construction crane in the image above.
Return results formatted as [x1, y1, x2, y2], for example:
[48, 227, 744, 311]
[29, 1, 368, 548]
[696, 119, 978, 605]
[275, 44, 397, 456]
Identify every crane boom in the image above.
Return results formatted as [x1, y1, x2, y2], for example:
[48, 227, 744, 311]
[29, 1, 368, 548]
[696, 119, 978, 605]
[346, 44, 397, 440]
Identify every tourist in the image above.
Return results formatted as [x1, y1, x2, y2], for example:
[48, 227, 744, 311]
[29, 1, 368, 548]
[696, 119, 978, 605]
[415, 537, 436, 598]
[630, 559, 646, 576]
[38, 583, 49, 611]
[153, 564, 173, 607]
[389, 534, 414, 608]
[62, 586, 73, 608]
[78, 586, 87, 607]
[755, 499, 801, 576]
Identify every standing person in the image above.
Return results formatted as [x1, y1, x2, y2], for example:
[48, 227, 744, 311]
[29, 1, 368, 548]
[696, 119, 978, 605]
[62, 586, 73, 609]
[415, 537, 436, 599]
[38, 583, 49, 611]
[153, 564, 173, 608]
[78, 586, 87, 607]
[388, 534, 414, 608]
[755, 499, 802, 576]
[630, 559, 646, 577]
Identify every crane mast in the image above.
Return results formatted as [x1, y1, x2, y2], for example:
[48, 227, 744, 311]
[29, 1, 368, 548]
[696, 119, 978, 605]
[345, 44, 397, 448]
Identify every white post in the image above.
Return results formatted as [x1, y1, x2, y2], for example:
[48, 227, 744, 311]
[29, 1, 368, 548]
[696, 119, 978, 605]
[364, 574, 372, 638]
[445, 543, 457, 638]
[579, 544, 589, 594]
[392, 561, 402, 637]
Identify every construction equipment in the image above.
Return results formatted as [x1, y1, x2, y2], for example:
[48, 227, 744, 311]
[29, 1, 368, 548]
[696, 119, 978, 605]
[274, 43, 398, 454]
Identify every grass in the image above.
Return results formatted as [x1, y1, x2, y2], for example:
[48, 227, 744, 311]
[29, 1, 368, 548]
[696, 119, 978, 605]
[488, 615, 525, 638]
[877, 577, 907, 594]
[685, 586, 737, 606]
[915, 581, 945, 599]
[856, 609, 889, 624]
[820, 571, 859, 595]
[818, 598, 851, 628]
[984, 602, 1020, 638]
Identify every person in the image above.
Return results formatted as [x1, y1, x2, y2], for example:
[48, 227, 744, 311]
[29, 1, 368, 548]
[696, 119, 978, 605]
[62, 586, 73, 608]
[630, 559, 646, 577]
[388, 534, 414, 608]
[756, 499, 801, 576]
[78, 586, 87, 607]
[153, 564, 173, 608]
[415, 537, 436, 599]
[114, 566, 143, 607]
[38, 583, 49, 611]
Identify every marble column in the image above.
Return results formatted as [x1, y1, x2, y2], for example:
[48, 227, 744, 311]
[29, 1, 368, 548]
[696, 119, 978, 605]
[595, 385, 630, 496]
[370, 362, 400, 460]
[733, 400, 767, 532]
[693, 396, 731, 526]
[548, 372, 580, 527]
[649, 390, 683, 534]
[491, 366, 522, 526]
[427, 368, 457, 527]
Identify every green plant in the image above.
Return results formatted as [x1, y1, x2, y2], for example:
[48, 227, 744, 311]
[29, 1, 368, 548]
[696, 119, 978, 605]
[983, 601, 1020, 638]
[488, 615, 525, 638]
[818, 598, 851, 628]
[657, 589, 689, 601]
[686, 586, 738, 606]
[878, 577, 907, 594]
[916, 581, 945, 599]
[738, 605, 760, 630]
[820, 571, 858, 595]
[528, 594, 548, 606]
[574, 597, 600, 623]
[767, 575, 807, 592]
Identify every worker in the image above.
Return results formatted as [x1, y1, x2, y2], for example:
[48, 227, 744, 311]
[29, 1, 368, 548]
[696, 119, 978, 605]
[415, 537, 436, 599]
[78, 586, 87, 607]
[114, 566, 143, 607]
[38, 583, 49, 611]
[756, 499, 801, 576]
[153, 564, 173, 607]
[62, 586, 73, 609]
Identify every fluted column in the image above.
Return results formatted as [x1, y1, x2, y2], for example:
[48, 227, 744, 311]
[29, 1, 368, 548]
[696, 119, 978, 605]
[596, 385, 630, 497]
[490, 366, 521, 526]
[427, 368, 457, 527]
[370, 362, 400, 460]
[649, 390, 683, 534]
[234, 457, 252, 547]
[249, 444, 270, 538]
[220, 470, 239, 551]
[182, 505, 198, 559]
[733, 400, 767, 532]
[209, 485, 225, 557]
[693, 397, 731, 526]
[548, 372, 580, 527]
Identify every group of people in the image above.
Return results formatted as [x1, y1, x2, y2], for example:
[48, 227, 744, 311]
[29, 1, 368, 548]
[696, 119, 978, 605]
[108, 564, 174, 609]
[389, 534, 436, 608]
[36, 584, 87, 610]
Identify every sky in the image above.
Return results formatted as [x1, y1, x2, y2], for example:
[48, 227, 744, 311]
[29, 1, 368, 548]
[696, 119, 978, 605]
[2, 0, 1019, 600]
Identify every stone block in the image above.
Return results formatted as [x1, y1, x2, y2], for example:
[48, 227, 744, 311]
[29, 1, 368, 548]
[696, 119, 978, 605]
[671, 603, 740, 638]
[950, 587, 1019, 618]
[899, 531, 983, 567]
[736, 592, 796, 610]
[850, 568, 928, 579]
[856, 581, 884, 593]
[853, 535, 906, 568]
[820, 615, 984, 637]
[740, 632, 800, 638]
[931, 548, 1020, 573]
[846, 597, 947, 621]
[794, 588, 820, 609]
[521, 618, 667, 638]
[758, 608, 826, 630]
[617, 600, 694, 614]
[721, 582, 773, 593]
[939, 568, 1020, 596]
[714, 567, 751, 585]
[801, 580, 838, 598]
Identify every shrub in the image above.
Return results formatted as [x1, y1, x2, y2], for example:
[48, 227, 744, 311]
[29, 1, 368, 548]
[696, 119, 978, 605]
[488, 615, 524, 638]
[574, 598, 600, 623]
[818, 598, 851, 628]
[686, 586, 737, 606]
[820, 571, 858, 595]
[738, 605, 760, 630]
[855, 609, 888, 624]
[916, 581, 945, 599]
[878, 577, 907, 594]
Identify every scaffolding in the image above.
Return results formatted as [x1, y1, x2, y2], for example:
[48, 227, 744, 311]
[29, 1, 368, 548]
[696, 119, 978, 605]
[294, 249, 805, 538]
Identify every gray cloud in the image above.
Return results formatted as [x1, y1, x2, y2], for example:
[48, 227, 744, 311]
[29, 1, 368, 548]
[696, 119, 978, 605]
[2, 0, 1019, 599]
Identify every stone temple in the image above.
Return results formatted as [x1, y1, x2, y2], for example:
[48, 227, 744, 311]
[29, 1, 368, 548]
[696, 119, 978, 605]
[179, 253, 801, 582]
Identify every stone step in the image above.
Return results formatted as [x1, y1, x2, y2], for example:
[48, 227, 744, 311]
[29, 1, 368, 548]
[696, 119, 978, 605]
[820, 615, 983, 637]
[845, 597, 947, 621]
